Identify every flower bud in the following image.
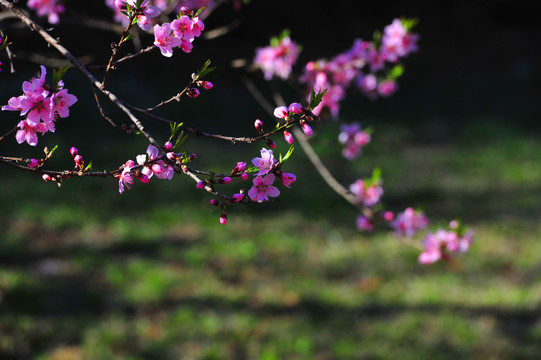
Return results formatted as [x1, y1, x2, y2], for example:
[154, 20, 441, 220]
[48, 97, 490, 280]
[210, 199, 220, 206]
[382, 211, 394, 222]
[196, 181, 205, 189]
[187, 88, 200, 98]
[283, 131, 294, 144]
[273, 106, 289, 120]
[201, 81, 213, 90]
[164, 141, 173, 151]
[232, 193, 244, 202]
[265, 138, 276, 149]
[254, 119, 264, 133]
[241, 173, 249, 181]
[300, 122, 313, 136]
[74, 155, 84, 167]
[28, 159, 40, 168]
[69, 147, 78, 158]
[288, 102, 303, 114]
[42, 174, 51, 181]
[190, 153, 197, 161]
[219, 212, 227, 225]
[219, 176, 231, 184]
[232, 161, 246, 174]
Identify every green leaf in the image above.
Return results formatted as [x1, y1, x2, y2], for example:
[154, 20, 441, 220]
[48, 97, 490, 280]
[174, 132, 188, 150]
[388, 65, 404, 80]
[245, 165, 259, 174]
[370, 167, 382, 184]
[194, 7, 206, 17]
[52, 66, 70, 89]
[401, 17, 419, 32]
[280, 145, 294, 163]
[308, 88, 327, 111]
[49, 145, 59, 157]
[84, 161, 93, 171]
[196, 59, 215, 80]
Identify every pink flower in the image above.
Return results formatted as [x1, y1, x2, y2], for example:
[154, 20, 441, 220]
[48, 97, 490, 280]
[27, 0, 65, 24]
[50, 89, 78, 118]
[251, 148, 277, 176]
[254, 35, 300, 80]
[154, 23, 182, 57]
[28, 159, 40, 168]
[349, 179, 383, 207]
[118, 160, 135, 194]
[377, 79, 398, 97]
[418, 228, 473, 265]
[248, 174, 280, 201]
[277, 171, 296, 188]
[391, 207, 429, 237]
[357, 215, 374, 232]
[15, 119, 47, 146]
[338, 122, 371, 160]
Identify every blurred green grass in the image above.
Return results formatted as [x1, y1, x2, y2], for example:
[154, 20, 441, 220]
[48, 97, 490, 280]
[1, 118, 541, 359]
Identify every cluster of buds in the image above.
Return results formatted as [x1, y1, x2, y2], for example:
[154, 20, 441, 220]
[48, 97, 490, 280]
[70, 147, 85, 170]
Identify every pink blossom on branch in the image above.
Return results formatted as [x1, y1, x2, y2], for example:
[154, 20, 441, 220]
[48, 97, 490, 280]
[27, 0, 65, 24]
[254, 33, 300, 81]
[251, 148, 277, 176]
[154, 23, 182, 57]
[248, 174, 280, 202]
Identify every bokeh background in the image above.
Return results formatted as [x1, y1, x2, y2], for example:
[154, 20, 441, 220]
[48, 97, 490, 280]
[1, 0, 541, 359]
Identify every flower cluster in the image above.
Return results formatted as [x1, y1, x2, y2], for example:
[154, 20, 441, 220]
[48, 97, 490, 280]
[247, 148, 296, 201]
[111, 0, 162, 31]
[2, 66, 78, 146]
[154, 8, 205, 56]
[338, 122, 371, 160]
[299, 18, 419, 116]
[118, 144, 181, 194]
[418, 224, 474, 265]
[254, 32, 300, 81]
[27, 0, 65, 24]
[349, 179, 383, 208]
[390, 207, 429, 237]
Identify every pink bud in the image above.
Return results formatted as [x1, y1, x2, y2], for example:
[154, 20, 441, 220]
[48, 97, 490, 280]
[210, 199, 220, 206]
[164, 141, 173, 151]
[219, 176, 231, 184]
[241, 173, 249, 181]
[74, 154, 84, 166]
[383, 211, 394, 221]
[254, 119, 264, 133]
[233, 161, 246, 173]
[266, 139, 276, 149]
[301, 122, 313, 136]
[138, 174, 150, 184]
[42, 174, 51, 181]
[69, 147, 78, 158]
[166, 152, 176, 160]
[219, 213, 227, 225]
[28, 159, 40, 168]
[283, 131, 294, 144]
[449, 220, 459, 229]
[187, 88, 200, 98]
[232, 193, 244, 202]
[289, 102, 303, 114]
[196, 181, 205, 189]
[190, 153, 197, 161]
[201, 81, 213, 90]
[180, 6, 190, 15]
[274, 106, 289, 120]
[279, 172, 296, 188]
